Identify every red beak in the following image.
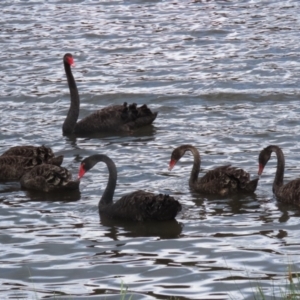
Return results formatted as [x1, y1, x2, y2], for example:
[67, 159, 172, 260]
[168, 159, 177, 171]
[78, 164, 86, 179]
[68, 57, 75, 67]
[258, 164, 264, 176]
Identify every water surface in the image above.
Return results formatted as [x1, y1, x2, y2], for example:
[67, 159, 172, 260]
[1, 0, 300, 299]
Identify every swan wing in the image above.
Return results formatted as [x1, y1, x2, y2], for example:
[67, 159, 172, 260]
[196, 165, 257, 195]
[100, 191, 181, 221]
[276, 179, 300, 205]
[75, 103, 157, 134]
[20, 164, 78, 192]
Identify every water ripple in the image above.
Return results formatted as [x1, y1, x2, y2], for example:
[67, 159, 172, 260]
[1, 0, 300, 299]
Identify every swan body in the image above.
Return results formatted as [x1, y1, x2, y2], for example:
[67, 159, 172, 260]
[258, 145, 300, 205]
[1, 145, 63, 166]
[62, 53, 158, 135]
[169, 145, 258, 196]
[78, 154, 181, 221]
[97, 191, 180, 221]
[0, 156, 44, 182]
[20, 164, 79, 192]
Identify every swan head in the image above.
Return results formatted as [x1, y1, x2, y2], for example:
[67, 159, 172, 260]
[78, 155, 105, 179]
[64, 53, 75, 67]
[258, 145, 274, 175]
[169, 145, 193, 171]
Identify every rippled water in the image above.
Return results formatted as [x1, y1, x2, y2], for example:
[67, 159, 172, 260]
[1, 0, 300, 299]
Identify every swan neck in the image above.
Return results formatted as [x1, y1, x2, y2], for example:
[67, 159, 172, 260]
[186, 146, 201, 185]
[97, 155, 117, 207]
[272, 146, 285, 191]
[62, 61, 80, 135]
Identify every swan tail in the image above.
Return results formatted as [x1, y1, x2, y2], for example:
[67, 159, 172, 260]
[121, 102, 158, 129]
[244, 177, 259, 193]
[226, 167, 258, 193]
[48, 155, 64, 166]
[143, 193, 182, 221]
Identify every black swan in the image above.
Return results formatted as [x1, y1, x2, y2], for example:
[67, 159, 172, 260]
[169, 145, 258, 196]
[78, 154, 181, 221]
[1, 145, 63, 166]
[20, 164, 79, 192]
[62, 53, 158, 135]
[0, 156, 46, 182]
[258, 145, 300, 205]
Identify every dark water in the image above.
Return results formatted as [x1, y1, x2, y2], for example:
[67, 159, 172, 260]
[1, 0, 300, 299]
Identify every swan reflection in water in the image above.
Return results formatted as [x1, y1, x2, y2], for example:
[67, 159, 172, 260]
[23, 189, 81, 202]
[64, 125, 157, 142]
[100, 217, 183, 240]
